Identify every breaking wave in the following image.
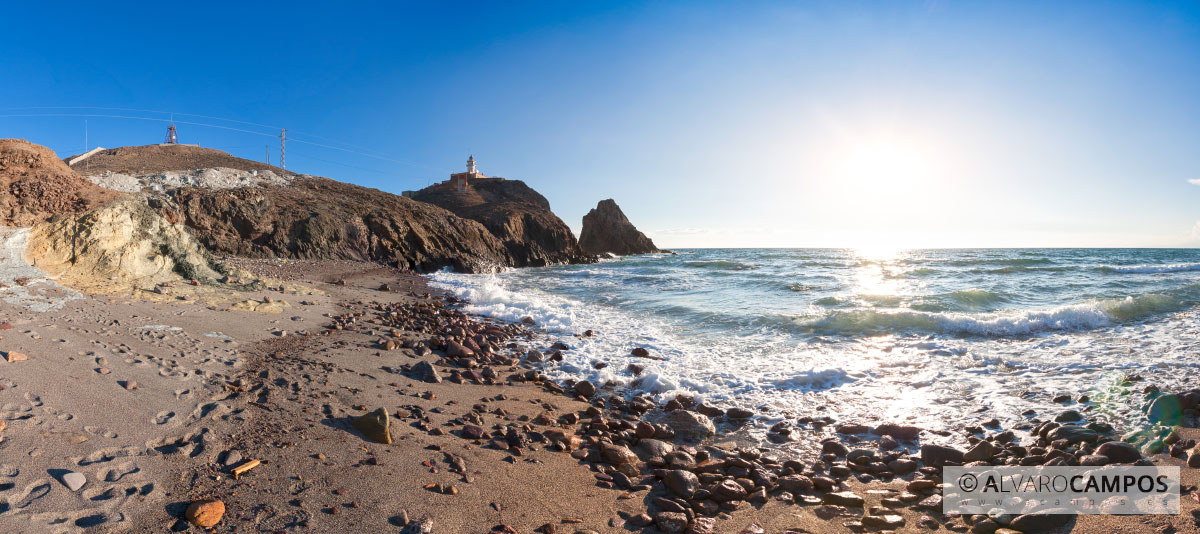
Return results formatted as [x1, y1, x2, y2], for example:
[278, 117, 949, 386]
[1099, 263, 1200, 274]
[795, 291, 1191, 337]
[682, 259, 760, 270]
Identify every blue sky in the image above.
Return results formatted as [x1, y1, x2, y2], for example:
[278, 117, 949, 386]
[2, 1, 1199, 248]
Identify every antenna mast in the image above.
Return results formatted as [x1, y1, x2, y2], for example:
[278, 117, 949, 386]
[280, 128, 286, 170]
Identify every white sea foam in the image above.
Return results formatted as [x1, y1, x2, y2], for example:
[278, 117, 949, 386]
[428, 249, 1200, 445]
[796, 293, 1188, 337]
[1099, 262, 1200, 274]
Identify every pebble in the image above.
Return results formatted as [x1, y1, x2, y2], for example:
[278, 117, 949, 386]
[185, 499, 225, 527]
[352, 408, 392, 444]
[4, 351, 27, 362]
[823, 491, 865, 507]
[61, 471, 86, 491]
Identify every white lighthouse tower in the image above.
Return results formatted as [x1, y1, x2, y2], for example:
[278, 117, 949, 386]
[466, 155, 477, 175]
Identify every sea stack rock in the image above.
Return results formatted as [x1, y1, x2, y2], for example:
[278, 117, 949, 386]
[579, 199, 658, 255]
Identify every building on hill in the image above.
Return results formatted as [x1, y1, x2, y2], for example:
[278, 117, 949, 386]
[449, 155, 486, 192]
[402, 155, 499, 198]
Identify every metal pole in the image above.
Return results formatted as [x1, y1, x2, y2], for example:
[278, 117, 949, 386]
[265, 145, 270, 166]
[280, 129, 286, 170]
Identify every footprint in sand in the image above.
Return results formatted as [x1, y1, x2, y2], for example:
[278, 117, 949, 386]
[75, 446, 137, 467]
[0, 464, 20, 477]
[84, 486, 118, 502]
[191, 402, 232, 421]
[83, 426, 119, 439]
[173, 389, 192, 400]
[13, 480, 51, 509]
[101, 462, 139, 483]
[23, 393, 43, 407]
[152, 411, 176, 425]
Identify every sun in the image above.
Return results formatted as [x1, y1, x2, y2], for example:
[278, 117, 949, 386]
[810, 133, 946, 249]
[837, 140, 933, 200]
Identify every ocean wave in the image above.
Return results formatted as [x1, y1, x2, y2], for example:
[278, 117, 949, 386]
[682, 260, 760, 270]
[976, 265, 1079, 274]
[786, 282, 818, 292]
[428, 271, 581, 334]
[1098, 263, 1200, 274]
[948, 288, 1009, 307]
[795, 292, 1190, 337]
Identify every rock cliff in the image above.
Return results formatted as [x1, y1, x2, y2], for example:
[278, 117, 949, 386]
[27, 196, 228, 293]
[578, 199, 658, 255]
[409, 178, 592, 267]
[6, 141, 593, 274]
[169, 177, 513, 273]
[0, 139, 121, 226]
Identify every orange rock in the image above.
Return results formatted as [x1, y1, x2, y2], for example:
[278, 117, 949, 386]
[185, 499, 225, 527]
[4, 351, 27, 362]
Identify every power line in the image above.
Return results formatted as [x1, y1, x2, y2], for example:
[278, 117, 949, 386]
[0, 111, 440, 171]
[0, 106, 432, 169]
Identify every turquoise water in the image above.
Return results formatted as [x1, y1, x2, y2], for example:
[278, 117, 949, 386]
[431, 249, 1200, 447]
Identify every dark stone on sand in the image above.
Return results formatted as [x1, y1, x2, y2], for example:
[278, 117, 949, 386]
[1009, 512, 1072, 531]
[862, 515, 905, 529]
[873, 423, 921, 440]
[726, 407, 754, 419]
[654, 511, 689, 534]
[461, 425, 485, 440]
[662, 469, 699, 498]
[1046, 425, 1099, 445]
[776, 474, 814, 492]
[632, 439, 674, 461]
[1096, 441, 1141, 463]
[410, 361, 442, 383]
[353, 408, 392, 444]
[574, 380, 596, 397]
[1055, 410, 1084, 422]
[921, 444, 964, 467]
[661, 410, 714, 444]
[822, 441, 849, 457]
[823, 491, 864, 507]
[711, 479, 748, 501]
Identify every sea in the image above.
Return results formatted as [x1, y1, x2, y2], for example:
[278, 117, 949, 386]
[430, 248, 1200, 449]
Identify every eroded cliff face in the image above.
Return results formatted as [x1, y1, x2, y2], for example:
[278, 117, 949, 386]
[578, 199, 659, 256]
[27, 196, 228, 293]
[0, 139, 122, 226]
[169, 177, 513, 273]
[410, 178, 593, 267]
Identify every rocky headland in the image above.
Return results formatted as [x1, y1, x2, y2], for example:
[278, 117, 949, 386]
[410, 177, 593, 267]
[579, 199, 659, 256]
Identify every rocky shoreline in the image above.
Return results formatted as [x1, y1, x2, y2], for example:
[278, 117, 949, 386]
[150, 264, 1199, 534]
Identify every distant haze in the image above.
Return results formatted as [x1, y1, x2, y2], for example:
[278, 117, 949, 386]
[2, 2, 1199, 248]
